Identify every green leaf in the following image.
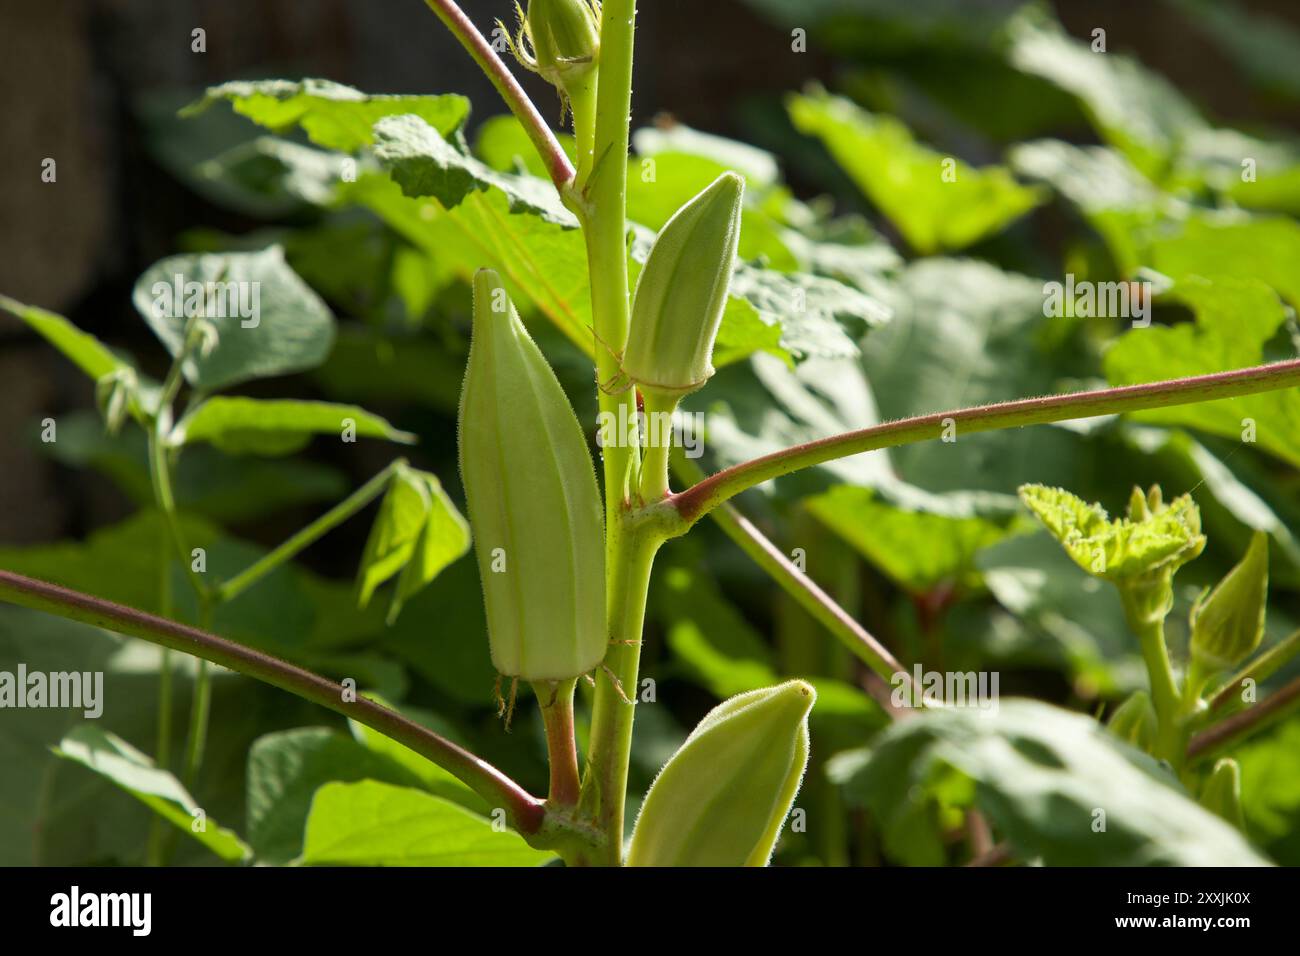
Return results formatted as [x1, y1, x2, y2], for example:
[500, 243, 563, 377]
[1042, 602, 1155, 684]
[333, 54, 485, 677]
[828, 699, 1270, 865]
[40, 410, 347, 522]
[131, 245, 336, 392]
[977, 532, 1141, 695]
[807, 486, 1013, 594]
[1006, 6, 1206, 179]
[788, 90, 1043, 253]
[55, 726, 250, 863]
[347, 705, 486, 813]
[1103, 275, 1300, 467]
[1149, 217, 1300, 309]
[1190, 531, 1269, 672]
[373, 114, 577, 227]
[1237, 718, 1300, 862]
[1009, 140, 1179, 273]
[183, 79, 469, 152]
[300, 780, 555, 866]
[191, 136, 352, 215]
[245, 727, 428, 865]
[0, 295, 131, 381]
[356, 465, 470, 622]
[173, 397, 415, 456]
[1018, 484, 1205, 582]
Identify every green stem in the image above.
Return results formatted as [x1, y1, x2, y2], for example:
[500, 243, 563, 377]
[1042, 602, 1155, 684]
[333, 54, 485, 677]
[1123, 595, 1183, 766]
[216, 460, 404, 603]
[1188, 673, 1300, 762]
[637, 392, 675, 502]
[0, 569, 550, 839]
[581, 519, 659, 864]
[180, 600, 216, 791]
[575, 0, 643, 867]
[1205, 628, 1300, 716]
[670, 359, 1300, 527]
[146, 517, 176, 867]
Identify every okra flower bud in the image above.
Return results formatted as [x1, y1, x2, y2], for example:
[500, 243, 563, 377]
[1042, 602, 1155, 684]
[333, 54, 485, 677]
[1106, 690, 1156, 752]
[458, 269, 606, 682]
[1190, 531, 1268, 673]
[627, 679, 814, 867]
[526, 0, 600, 87]
[1200, 758, 1245, 830]
[623, 172, 745, 400]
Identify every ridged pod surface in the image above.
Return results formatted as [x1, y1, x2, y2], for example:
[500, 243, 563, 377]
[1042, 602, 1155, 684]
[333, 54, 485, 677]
[622, 172, 745, 399]
[627, 679, 814, 866]
[458, 269, 605, 681]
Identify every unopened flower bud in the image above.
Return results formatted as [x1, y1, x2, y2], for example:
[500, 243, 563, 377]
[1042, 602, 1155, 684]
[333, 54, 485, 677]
[627, 679, 814, 867]
[623, 172, 745, 401]
[1106, 690, 1156, 752]
[516, 0, 600, 97]
[458, 269, 606, 681]
[1190, 531, 1268, 673]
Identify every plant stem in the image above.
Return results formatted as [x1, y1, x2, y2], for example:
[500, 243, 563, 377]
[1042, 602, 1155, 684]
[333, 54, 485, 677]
[1188, 672, 1300, 762]
[1123, 595, 1183, 767]
[180, 600, 215, 791]
[534, 678, 581, 807]
[574, 0, 644, 867]
[637, 392, 675, 502]
[670, 359, 1300, 526]
[713, 501, 906, 709]
[581, 520, 658, 864]
[0, 569, 550, 838]
[216, 460, 404, 603]
[420, 0, 574, 191]
[1206, 628, 1300, 715]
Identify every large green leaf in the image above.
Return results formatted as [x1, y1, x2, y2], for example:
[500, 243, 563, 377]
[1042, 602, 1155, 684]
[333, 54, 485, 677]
[131, 245, 336, 392]
[1103, 275, 1300, 467]
[828, 699, 1271, 865]
[807, 485, 1014, 594]
[788, 91, 1043, 253]
[173, 397, 415, 456]
[1005, 6, 1206, 179]
[1148, 217, 1300, 309]
[244, 727, 428, 865]
[55, 726, 250, 863]
[183, 79, 469, 152]
[300, 780, 554, 866]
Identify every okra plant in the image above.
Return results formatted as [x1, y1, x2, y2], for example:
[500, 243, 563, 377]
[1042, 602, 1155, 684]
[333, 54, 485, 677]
[5, 0, 1300, 867]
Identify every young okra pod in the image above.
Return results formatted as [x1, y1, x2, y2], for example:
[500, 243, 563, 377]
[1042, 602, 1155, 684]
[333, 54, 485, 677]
[627, 679, 814, 866]
[623, 171, 745, 401]
[458, 269, 606, 682]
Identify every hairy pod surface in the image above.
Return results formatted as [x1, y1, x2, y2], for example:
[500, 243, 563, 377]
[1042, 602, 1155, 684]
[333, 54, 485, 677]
[627, 679, 814, 867]
[458, 269, 605, 681]
[623, 171, 745, 400]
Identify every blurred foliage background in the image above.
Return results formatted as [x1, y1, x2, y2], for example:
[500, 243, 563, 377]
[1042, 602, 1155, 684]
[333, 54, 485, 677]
[3, 0, 1300, 866]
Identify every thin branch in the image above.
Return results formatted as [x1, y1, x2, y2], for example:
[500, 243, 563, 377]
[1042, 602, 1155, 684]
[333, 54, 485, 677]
[1207, 628, 1300, 713]
[0, 569, 547, 836]
[420, 0, 575, 190]
[709, 499, 907, 710]
[670, 359, 1300, 526]
[1188, 673, 1300, 761]
[216, 460, 403, 603]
